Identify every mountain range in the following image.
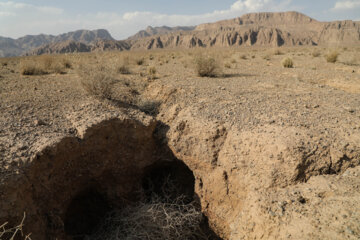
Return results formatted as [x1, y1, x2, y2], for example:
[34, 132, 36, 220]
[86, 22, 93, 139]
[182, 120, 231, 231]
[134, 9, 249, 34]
[1, 11, 359, 57]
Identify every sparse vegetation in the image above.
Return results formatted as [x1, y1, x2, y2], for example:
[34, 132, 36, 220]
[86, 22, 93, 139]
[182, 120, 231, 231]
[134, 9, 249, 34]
[20, 56, 68, 75]
[118, 64, 131, 74]
[0, 213, 32, 240]
[263, 55, 271, 61]
[148, 66, 157, 80]
[312, 50, 321, 57]
[135, 57, 145, 65]
[240, 54, 247, 60]
[77, 65, 115, 100]
[224, 63, 231, 68]
[89, 196, 206, 240]
[61, 59, 72, 69]
[326, 51, 339, 63]
[137, 99, 161, 116]
[195, 56, 221, 77]
[20, 61, 47, 75]
[282, 57, 294, 68]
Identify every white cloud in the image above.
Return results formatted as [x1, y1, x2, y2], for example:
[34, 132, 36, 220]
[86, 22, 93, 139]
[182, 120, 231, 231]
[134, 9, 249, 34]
[0, 11, 16, 17]
[0, 0, 293, 39]
[332, 0, 360, 10]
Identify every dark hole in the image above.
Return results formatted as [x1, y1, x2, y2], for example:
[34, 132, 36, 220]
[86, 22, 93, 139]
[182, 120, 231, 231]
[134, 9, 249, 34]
[142, 160, 195, 203]
[64, 188, 110, 240]
[142, 160, 222, 239]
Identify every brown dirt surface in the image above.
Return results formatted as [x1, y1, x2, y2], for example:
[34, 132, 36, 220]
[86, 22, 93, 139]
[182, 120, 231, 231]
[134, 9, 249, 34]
[0, 46, 360, 239]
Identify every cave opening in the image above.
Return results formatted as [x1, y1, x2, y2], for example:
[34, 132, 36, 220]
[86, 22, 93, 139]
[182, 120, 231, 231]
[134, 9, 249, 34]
[64, 188, 110, 240]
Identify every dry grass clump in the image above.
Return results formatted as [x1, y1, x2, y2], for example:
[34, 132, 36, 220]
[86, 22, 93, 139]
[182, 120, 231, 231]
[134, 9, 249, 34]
[195, 56, 221, 77]
[326, 51, 339, 63]
[61, 58, 72, 69]
[118, 64, 131, 74]
[312, 50, 321, 57]
[148, 66, 157, 80]
[135, 57, 145, 66]
[90, 195, 207, 240]
[20, 61, 47, 75]
[263, 55, 271, 61]
[0, 213, 32, 240]
[20, 55, 69, 75]
[224, 63, 231, 69]
[115, 56, 131, 74]
[240, 54, 247, 60]
[77, 65, 115, 100]
[282, 57, 294, 68]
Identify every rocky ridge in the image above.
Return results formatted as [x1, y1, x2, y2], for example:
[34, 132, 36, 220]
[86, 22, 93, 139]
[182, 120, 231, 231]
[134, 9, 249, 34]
[0, 29, 114, 57]
[5, 11, 360, 56]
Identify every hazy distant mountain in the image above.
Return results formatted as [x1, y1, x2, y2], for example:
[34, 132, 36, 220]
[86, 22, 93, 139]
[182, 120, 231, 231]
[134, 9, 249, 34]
[0, 29, 114, 57]
[3, 11, 359, 57]
[127, 26, 195, 40]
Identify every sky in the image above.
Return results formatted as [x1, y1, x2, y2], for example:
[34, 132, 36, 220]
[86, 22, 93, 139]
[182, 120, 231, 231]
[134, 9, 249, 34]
[0, 0, 359, 39]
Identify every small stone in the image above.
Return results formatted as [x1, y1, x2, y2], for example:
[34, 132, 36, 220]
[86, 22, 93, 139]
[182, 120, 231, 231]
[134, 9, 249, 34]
[34, 119, 46, 126]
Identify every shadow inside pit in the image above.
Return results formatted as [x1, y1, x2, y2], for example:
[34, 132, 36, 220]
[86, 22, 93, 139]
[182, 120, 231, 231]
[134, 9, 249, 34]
[50, 121, 221, 240]
[64, 189, 110, 239]
[63, 157, 221, 240]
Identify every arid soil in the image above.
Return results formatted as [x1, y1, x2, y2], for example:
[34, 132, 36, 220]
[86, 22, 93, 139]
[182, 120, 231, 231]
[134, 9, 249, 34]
[0, 46, 360, 239]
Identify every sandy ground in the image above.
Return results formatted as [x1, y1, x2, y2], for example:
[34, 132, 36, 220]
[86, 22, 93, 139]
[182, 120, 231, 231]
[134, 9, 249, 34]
[0, 46, 360, 239]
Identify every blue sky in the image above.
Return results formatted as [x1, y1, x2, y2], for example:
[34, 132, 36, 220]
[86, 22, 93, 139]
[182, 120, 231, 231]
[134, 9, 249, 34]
[0, 0, 359, 39]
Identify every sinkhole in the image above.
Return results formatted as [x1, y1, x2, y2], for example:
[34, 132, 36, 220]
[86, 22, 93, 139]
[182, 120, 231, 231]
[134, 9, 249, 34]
[14, 119, 221, 239]
[62, 160, 220, 240]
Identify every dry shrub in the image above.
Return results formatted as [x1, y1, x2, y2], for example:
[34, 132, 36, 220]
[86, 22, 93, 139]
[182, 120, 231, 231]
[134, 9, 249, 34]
[282, 57, 294, 68]
[90, 197, 205, 240]
[148, 66, 157, 80]
[231, 59, 237, 64]
[77, 65, 115, 100]
[224, 63, 231, 69]
[118, 56, 131, 74]
[20, 55, 68, 75]
[240, 54, 247, 60]
[137, 99, 161, 116]
[326, 51, 339, 63]
[20, 60, 47, 75]
[135, 57, 145, 66]
[263, 55, 271, 60]
[312, 50, 321, 57]
[195, 56, 221, 77]
[61, 58, 72, 69]
[0, 213, 32, 240]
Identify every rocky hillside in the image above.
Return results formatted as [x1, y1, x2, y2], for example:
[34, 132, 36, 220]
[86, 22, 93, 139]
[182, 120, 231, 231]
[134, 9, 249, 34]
[130, 11, 359, 49]
[0, 29, 114, 57]
[128, 26, 195, 40]
[27, 39, 131, 55]
[4, 11, 360, 56]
